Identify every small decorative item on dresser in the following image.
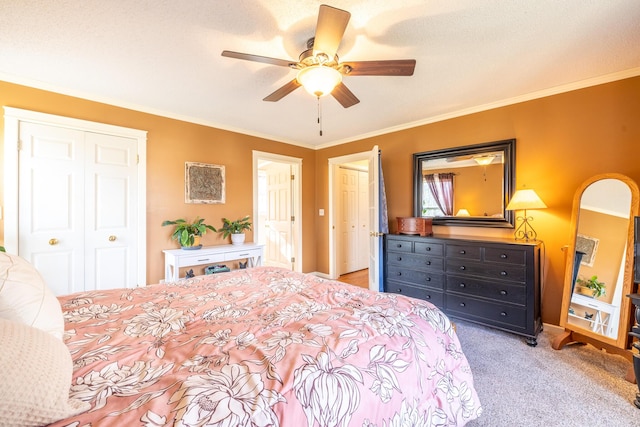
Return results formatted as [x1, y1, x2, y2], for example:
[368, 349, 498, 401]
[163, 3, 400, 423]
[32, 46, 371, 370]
[396, 217, 433, 236]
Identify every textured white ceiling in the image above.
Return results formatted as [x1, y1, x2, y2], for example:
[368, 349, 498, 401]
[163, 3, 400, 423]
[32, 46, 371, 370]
[1, 1, 639, 148]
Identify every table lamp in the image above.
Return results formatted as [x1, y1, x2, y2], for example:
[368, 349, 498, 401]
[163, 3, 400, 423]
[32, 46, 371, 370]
[506, 189, 547, 241]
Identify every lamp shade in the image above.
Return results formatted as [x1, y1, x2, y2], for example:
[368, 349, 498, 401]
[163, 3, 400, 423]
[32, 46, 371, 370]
[296, 65, 342, 97]
[506, 189, 547, 210]
[456, 209, 471, 216]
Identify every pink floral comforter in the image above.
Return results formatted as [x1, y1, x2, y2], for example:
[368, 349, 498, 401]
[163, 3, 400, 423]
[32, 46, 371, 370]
[52, 267, 481, 426]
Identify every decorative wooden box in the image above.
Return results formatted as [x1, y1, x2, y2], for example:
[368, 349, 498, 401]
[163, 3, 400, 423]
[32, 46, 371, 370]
[396, 217, 433, 236]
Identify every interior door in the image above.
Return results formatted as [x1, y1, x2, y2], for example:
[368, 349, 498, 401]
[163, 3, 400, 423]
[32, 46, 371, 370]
[17, 122, 139, 295]
[338, 167, 358, 274]
[263, 161, 293, 269]
[368, 146, 381, 291]
[358, 170, 370, 270]
[18, 122, 86, 295]
[84, 132, 139, 291]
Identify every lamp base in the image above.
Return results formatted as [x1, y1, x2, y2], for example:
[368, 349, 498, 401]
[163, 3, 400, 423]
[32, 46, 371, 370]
[513, 210, 538, 241]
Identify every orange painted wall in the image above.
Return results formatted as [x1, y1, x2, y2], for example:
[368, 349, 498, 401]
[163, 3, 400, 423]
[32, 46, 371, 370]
[0, 81, 317, 285]
[1, 76, 639, 326]
[316, 76, 640, 325]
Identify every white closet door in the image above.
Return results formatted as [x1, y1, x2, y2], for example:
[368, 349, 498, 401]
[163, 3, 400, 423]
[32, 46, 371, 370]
[17, 123, 139, 295]
[338, 167, 358, 274]
[357, 170, 370, 270]
[84, 132, 138, 291]
[18, 122, 86, 295]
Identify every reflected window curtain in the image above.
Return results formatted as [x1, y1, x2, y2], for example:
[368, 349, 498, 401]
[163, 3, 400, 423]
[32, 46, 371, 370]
[425, 173, 454, 216]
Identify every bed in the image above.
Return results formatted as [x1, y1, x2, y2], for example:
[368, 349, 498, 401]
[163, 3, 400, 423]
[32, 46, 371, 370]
[1, 259, 482, 426]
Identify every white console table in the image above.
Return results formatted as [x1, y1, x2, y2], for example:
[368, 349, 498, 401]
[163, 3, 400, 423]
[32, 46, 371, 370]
[163, 243, 264, 282]
[569, 293, 617, 337]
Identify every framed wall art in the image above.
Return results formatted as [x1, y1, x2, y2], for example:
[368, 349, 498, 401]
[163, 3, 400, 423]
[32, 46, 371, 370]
[185, 162, 225, 204]
[576, 234, 599, 267]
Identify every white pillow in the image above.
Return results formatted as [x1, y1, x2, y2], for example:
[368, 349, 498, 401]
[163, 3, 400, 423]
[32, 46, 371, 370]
[0, 318, 90, 426]
[0, 252, 65, 339]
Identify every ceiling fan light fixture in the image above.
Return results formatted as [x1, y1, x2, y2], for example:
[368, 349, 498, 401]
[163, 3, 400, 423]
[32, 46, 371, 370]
[297, 65, 342, 97]
[473, 155, 495, 166]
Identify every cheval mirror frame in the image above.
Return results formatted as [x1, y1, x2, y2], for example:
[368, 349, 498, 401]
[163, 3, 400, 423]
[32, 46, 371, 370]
[552, 173, 639, 378]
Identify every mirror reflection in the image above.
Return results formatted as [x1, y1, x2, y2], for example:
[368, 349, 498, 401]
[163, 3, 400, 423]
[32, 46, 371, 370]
[413, 139, 515, 228]
[566, 178, 633, 339]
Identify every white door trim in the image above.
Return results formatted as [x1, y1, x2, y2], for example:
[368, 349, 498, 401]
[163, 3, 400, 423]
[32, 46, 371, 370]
[252, 150, 302, 272]
[3, 107, 148, 286]
[328, 150, 371, 280]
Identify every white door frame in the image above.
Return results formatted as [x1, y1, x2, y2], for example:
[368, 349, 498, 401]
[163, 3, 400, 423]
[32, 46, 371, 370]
[3, 107, 147, 286]
[252, 150, 302, 272]
[328, 150, 372, 280]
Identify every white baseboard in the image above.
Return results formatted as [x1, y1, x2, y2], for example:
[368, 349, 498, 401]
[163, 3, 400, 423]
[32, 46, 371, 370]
[310, 271, 332, 280]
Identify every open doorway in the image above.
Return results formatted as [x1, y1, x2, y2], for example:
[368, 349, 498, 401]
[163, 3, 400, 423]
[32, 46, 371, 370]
[252, 151, 302, 272]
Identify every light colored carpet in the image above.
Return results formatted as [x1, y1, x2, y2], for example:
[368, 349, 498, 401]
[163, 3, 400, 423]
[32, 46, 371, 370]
[454, 320, 640, 426]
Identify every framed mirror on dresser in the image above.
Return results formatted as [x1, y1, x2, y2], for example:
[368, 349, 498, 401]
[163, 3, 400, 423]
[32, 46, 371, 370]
[551, 173, 639, 380]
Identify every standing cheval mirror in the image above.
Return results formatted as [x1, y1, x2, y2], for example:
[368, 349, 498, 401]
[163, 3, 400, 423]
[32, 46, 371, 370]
[552, 173, 639, 375]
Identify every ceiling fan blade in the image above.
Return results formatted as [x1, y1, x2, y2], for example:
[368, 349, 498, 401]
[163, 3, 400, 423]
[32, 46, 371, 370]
[313, 5, 351, 59]
[341, 59, 416, 76]
[332, 82, 360, 108]
[222, 50, 295, 68]
[263, 79, 302, 102]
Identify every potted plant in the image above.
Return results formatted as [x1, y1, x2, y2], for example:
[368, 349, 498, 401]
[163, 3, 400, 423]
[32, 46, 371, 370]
[576, 275, 606, 298]
[220, 215, 252, 245]
[162, 217, 216, 250]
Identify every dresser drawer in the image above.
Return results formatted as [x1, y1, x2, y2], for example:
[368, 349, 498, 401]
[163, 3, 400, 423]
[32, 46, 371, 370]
[446, 259, 526, 283]
[445, 274, 526, 305]
[414, 242, 444, 256]
[387, 265, 444, 289]
[385, 280, 444, 306]
[484, 247, 526, 265]
[445, 294, 527, 329]
[386, 252, 444, 272]
[386, 238, 413, 253]
[446, 244, 481, 260]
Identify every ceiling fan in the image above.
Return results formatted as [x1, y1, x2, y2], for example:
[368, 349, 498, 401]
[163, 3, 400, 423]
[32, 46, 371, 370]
[221, 4, 416, 108]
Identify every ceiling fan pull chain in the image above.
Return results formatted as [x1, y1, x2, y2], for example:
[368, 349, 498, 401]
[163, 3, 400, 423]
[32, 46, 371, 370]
[317, 96, 323, 136]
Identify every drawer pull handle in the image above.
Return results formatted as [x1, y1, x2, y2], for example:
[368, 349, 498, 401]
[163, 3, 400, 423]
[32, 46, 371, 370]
[459, 266, 466, 270]
[426, 247, 431, 251]
[459, 250, 466, 254]
[460, 302, 466, 307]
[198, 259, 209, 262]
[500, 254, 507, 259]
[500, 311, 507, 317]
[425, 261, 431, 265]
[425, 295, 431, 300]
[396, 288, 402, 293]
[396, 244, 402, 248]
[459, 283, 466, 288]
[425, 277, 431, 282]
[396, 272, 402, 276]
[397, 256, 402, 261]
[500, 290, 507, 295]
[500, 271, 508, 276]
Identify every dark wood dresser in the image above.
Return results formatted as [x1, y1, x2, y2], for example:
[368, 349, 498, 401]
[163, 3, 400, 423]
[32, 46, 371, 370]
[384, 233, 542, 346]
